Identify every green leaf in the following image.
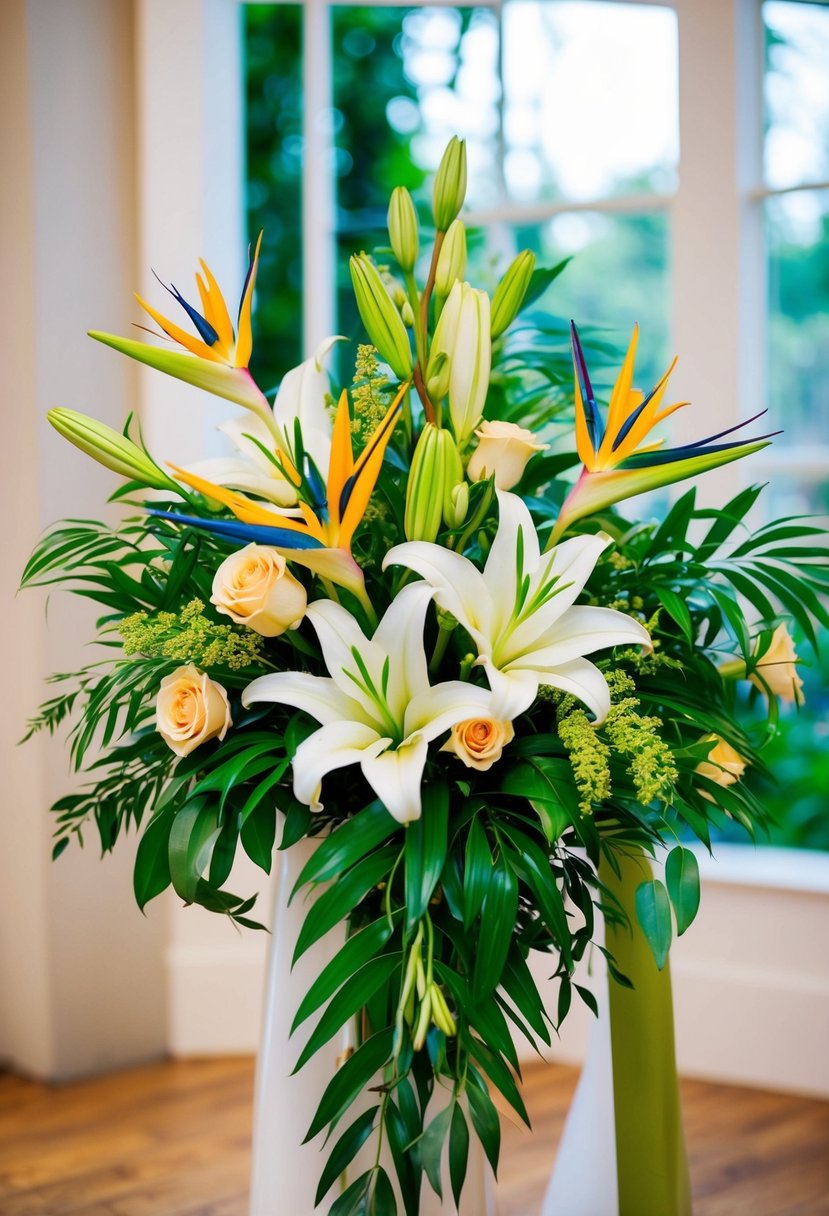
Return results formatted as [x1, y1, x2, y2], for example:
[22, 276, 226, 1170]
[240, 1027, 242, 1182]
[293, 954, 401, 1073]
[372, 1167, 397, 1215]
[449, 1104, 469, 1208]
[294, 800, 398, 891]
[305, 1028, 394, 1142]
[329, 1172, 371, 1216]
[463, 815, 491, 929]
[293, 846, 398, 965]
[404, 783, 449, 929]
[502, 949, 552, 1045]
[168, 801, 220, 904]
[292, 916, 396, 1033]
[665, 846, 700, 936]
[466, 1079, 501, 1175]
[653, 586, 694, 644]
[635, 879, 673, 970]
[521, 257, 571, 309]
[133, 807, 174, 910]
[420, 1106, 452, 1199]
[240, 802, 276, 872]
[468, 1037, 529, 1125]
[315, 1107, 379, 1205]
[500, 757, 579, 838]
[472, 857, 519, 1002]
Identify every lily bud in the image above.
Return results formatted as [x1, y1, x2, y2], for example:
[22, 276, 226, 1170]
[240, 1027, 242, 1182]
[349, 254, 413, 381]
[430, 281, 491, 444]
[435, 219, 467, 298]
[401, 300, 415, 328]
[491, 249, 536, 338]
[425, 350, 451, 401]
[446, 481, 469, 529]
[405, 424, 463, 542]
[433, 136, 467, 231]
[387, 186, 419, 273]
[48, 408, 179, 493]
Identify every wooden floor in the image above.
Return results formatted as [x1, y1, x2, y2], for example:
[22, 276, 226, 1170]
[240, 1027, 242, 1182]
[1, 1056, 827, 1215]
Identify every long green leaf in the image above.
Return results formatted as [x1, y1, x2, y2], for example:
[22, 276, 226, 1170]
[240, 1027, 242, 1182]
[293, 846, 398, 964]
[292, 916, 396, 1033]
[168, 801, 220, 903]
[315, 1107, 379, 1205]
[463, 815, 491, 929]
[305, 1028, 394, 1142]
[294, 800, 398, 891]
[472, 857, 518, 1002]
[449, 1103, 470, 1209]
[404, 783, 449, 929]
[293, 954, 401, 1073]
[133, 807, 174, 910]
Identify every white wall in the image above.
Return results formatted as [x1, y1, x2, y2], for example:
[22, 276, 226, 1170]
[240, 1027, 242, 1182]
[0, 0, 167, 1082]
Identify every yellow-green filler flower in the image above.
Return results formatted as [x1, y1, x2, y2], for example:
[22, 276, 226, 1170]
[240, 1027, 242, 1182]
[550, 323, 776, 543]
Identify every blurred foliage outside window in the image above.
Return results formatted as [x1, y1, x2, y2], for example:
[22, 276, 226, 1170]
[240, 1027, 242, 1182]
[244, 2, 826, 850]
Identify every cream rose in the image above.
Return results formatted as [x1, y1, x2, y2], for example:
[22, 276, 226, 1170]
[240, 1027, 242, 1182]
[750, 623, 805, 705]
[466, 419, 548, 490]
[156, 664, 232, 757]
[696, 735, 747, 799]
[441, 716, 514, 771]
[211, 544, 307, 637]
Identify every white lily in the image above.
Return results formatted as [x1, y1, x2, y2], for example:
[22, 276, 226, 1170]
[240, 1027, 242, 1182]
[384, 490, 651, 721]
[241, 583, 500, 824]
[183, 336, 340, 508]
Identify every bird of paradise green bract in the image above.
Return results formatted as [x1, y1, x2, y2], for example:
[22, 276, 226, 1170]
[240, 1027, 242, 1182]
[152, 382, 409, 616]
[89, 234, 275, 426]
[549, 322, 776, 544]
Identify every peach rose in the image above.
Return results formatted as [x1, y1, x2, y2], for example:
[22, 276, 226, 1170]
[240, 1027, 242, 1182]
[696, 735, 747, 801]
[750, 623, 805, 705]
[156, 664, 232, 757]
[441, 716, 514, 771]
[211, 544, 307, 637]
[466, 420, 547, 490]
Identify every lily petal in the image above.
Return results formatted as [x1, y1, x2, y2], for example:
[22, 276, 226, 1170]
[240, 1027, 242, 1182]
[293, 720, 386, 811]
[306, 599, 387, 715]
[241, 671, 371, 726]
[404, 679, 497, 739]
[504, 605, 652, 669]
[372, 583, 433, 718]
[360, 733, 429, 824]
[383, 542, 490, 647]
[182, 456, 298, 506]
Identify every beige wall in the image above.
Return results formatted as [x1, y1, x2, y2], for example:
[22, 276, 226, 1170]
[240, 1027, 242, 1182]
[0, 0, 167, 1081]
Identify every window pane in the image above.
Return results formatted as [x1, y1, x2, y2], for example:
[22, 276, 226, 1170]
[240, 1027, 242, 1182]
[502, 1, 678, 204]
[506, 209, 672, 391]
[764, 0, 829, 190]
[245, 4, 303, 394]
[766, 189, 829, 447]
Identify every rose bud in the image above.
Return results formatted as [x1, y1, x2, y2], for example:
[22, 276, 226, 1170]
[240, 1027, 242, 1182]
[466, 419, 548, 490]
[441, 716, 514, 771]
[696, 735, 748, 801]
[750, 623, 805, 705]
[211, 544, 307, 637]
[156, 664, 232, 757]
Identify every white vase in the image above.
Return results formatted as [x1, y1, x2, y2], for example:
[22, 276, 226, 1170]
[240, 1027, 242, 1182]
[249, 835, 497, 1216]
[542, 952, 619, 1216]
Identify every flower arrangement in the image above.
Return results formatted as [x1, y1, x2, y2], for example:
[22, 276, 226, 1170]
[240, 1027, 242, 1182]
[23, 138, 827, 1213]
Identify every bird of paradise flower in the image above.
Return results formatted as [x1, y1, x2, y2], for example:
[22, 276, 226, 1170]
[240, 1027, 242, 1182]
[549, 323, 777, 544]
[154, 383, 409, 620]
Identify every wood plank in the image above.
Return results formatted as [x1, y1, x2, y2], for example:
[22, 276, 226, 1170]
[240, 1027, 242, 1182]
[1, 1058, 827, 1214]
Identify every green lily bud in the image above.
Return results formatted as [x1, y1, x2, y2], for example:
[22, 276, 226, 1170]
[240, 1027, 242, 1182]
[401, 300, 415, 328]
[405, 424, 463, 542]
[425, 350, 451, 401]
[490, 249, 536, 338]
[387, 186, 419, 273]
[349, 254, 413, 381]
[445, 481, 469, 529]
[430, 280, 491, 444]
[48, 408, 179, 492]
[435, 219, 467, 298]
[432, 136, 467, 231]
